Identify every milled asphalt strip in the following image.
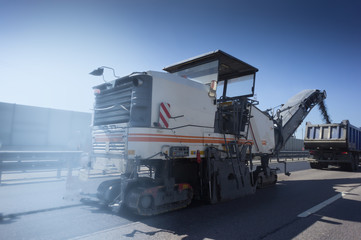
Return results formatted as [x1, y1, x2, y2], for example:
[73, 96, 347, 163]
[297, 192, 345, 218]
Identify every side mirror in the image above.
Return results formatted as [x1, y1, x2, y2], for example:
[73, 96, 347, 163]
[208, 80, 217, 99]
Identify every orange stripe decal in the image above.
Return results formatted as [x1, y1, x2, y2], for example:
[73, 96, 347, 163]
[94, 132, 253, 145]
[128, 134, 253, 145]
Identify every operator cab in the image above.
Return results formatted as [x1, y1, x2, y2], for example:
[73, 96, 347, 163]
[164, 50, 258, 137]
[163, 50, 258, 102]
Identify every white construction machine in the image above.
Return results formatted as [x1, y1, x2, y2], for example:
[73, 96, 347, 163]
[90, 50, 327, 215]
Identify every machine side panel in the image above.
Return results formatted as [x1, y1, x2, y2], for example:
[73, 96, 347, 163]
[148, 71, 216, 129]
[127, 127, 242, 160]
[248, 106, 275, 154]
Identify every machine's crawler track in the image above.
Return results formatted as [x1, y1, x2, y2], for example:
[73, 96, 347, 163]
[125, 183, 193, 216]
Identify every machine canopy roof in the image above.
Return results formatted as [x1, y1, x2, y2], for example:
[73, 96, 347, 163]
[163, 50, 258, 82]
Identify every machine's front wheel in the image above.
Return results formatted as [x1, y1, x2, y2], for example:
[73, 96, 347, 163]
[97, 179, 122, 204]
[310, 162, 320, 169]
[139, 195, 154, 210]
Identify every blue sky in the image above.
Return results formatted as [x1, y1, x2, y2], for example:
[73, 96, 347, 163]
[1, 0, 360, 138]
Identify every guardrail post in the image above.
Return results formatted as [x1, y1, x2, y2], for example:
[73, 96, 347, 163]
[56, 154, 63, 179]
[57, 159, 62, 179]
[0, 159, 2, 185]
[67, 156, 73, 177]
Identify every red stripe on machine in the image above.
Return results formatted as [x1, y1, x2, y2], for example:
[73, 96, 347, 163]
[159, 112, 169, 128]
[159, 102, 171, 128]
[161, 102, 171, 118]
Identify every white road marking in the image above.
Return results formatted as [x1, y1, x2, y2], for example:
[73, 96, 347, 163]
[297, 192, 345, 218]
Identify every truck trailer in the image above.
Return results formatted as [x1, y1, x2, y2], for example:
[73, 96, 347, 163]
[304, 120, 361, 171]
[89, 50, 328, 215]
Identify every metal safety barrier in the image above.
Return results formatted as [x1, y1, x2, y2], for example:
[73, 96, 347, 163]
[0, 151, 82, 184]
[274, 151, 310, 161]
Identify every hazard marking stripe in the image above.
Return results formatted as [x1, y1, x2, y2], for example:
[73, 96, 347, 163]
[159, 102, 171, 128]
[160, 102, 171, 118]
[159, 112, 169, 128]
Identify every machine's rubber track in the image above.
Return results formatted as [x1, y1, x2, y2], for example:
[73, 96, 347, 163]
[136, 189, 193, 216]
[126, 184, 193, 216]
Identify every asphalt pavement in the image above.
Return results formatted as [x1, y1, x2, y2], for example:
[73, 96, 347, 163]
[0, 160, 360, 240]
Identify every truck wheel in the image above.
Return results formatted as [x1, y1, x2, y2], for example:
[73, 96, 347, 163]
[349, 163, 355, 172]
[340, 163, 349, 171]
[256, 176, 263, 189]
[354, 155, 359, 171]
[351, 159, 358, 172]
[320, 163, 328, 168]
[310, 162, 319, 169]
[348, 155, 359, 172]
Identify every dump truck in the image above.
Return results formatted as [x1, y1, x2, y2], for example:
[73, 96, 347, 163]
[304, 120, 361, 171]
[89, 50, 328, 215]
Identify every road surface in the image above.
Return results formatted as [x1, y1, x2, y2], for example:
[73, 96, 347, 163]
[0, 161, 360, 240]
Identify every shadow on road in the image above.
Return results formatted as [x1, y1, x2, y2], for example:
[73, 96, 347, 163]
[0, 203, 84, 225]
[83, 171, 361, 240]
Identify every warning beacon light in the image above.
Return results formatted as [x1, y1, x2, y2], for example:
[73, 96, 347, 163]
[89, 66, 120, 82]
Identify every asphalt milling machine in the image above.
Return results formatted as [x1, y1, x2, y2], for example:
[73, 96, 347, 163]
[85, 50, 330, 216]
